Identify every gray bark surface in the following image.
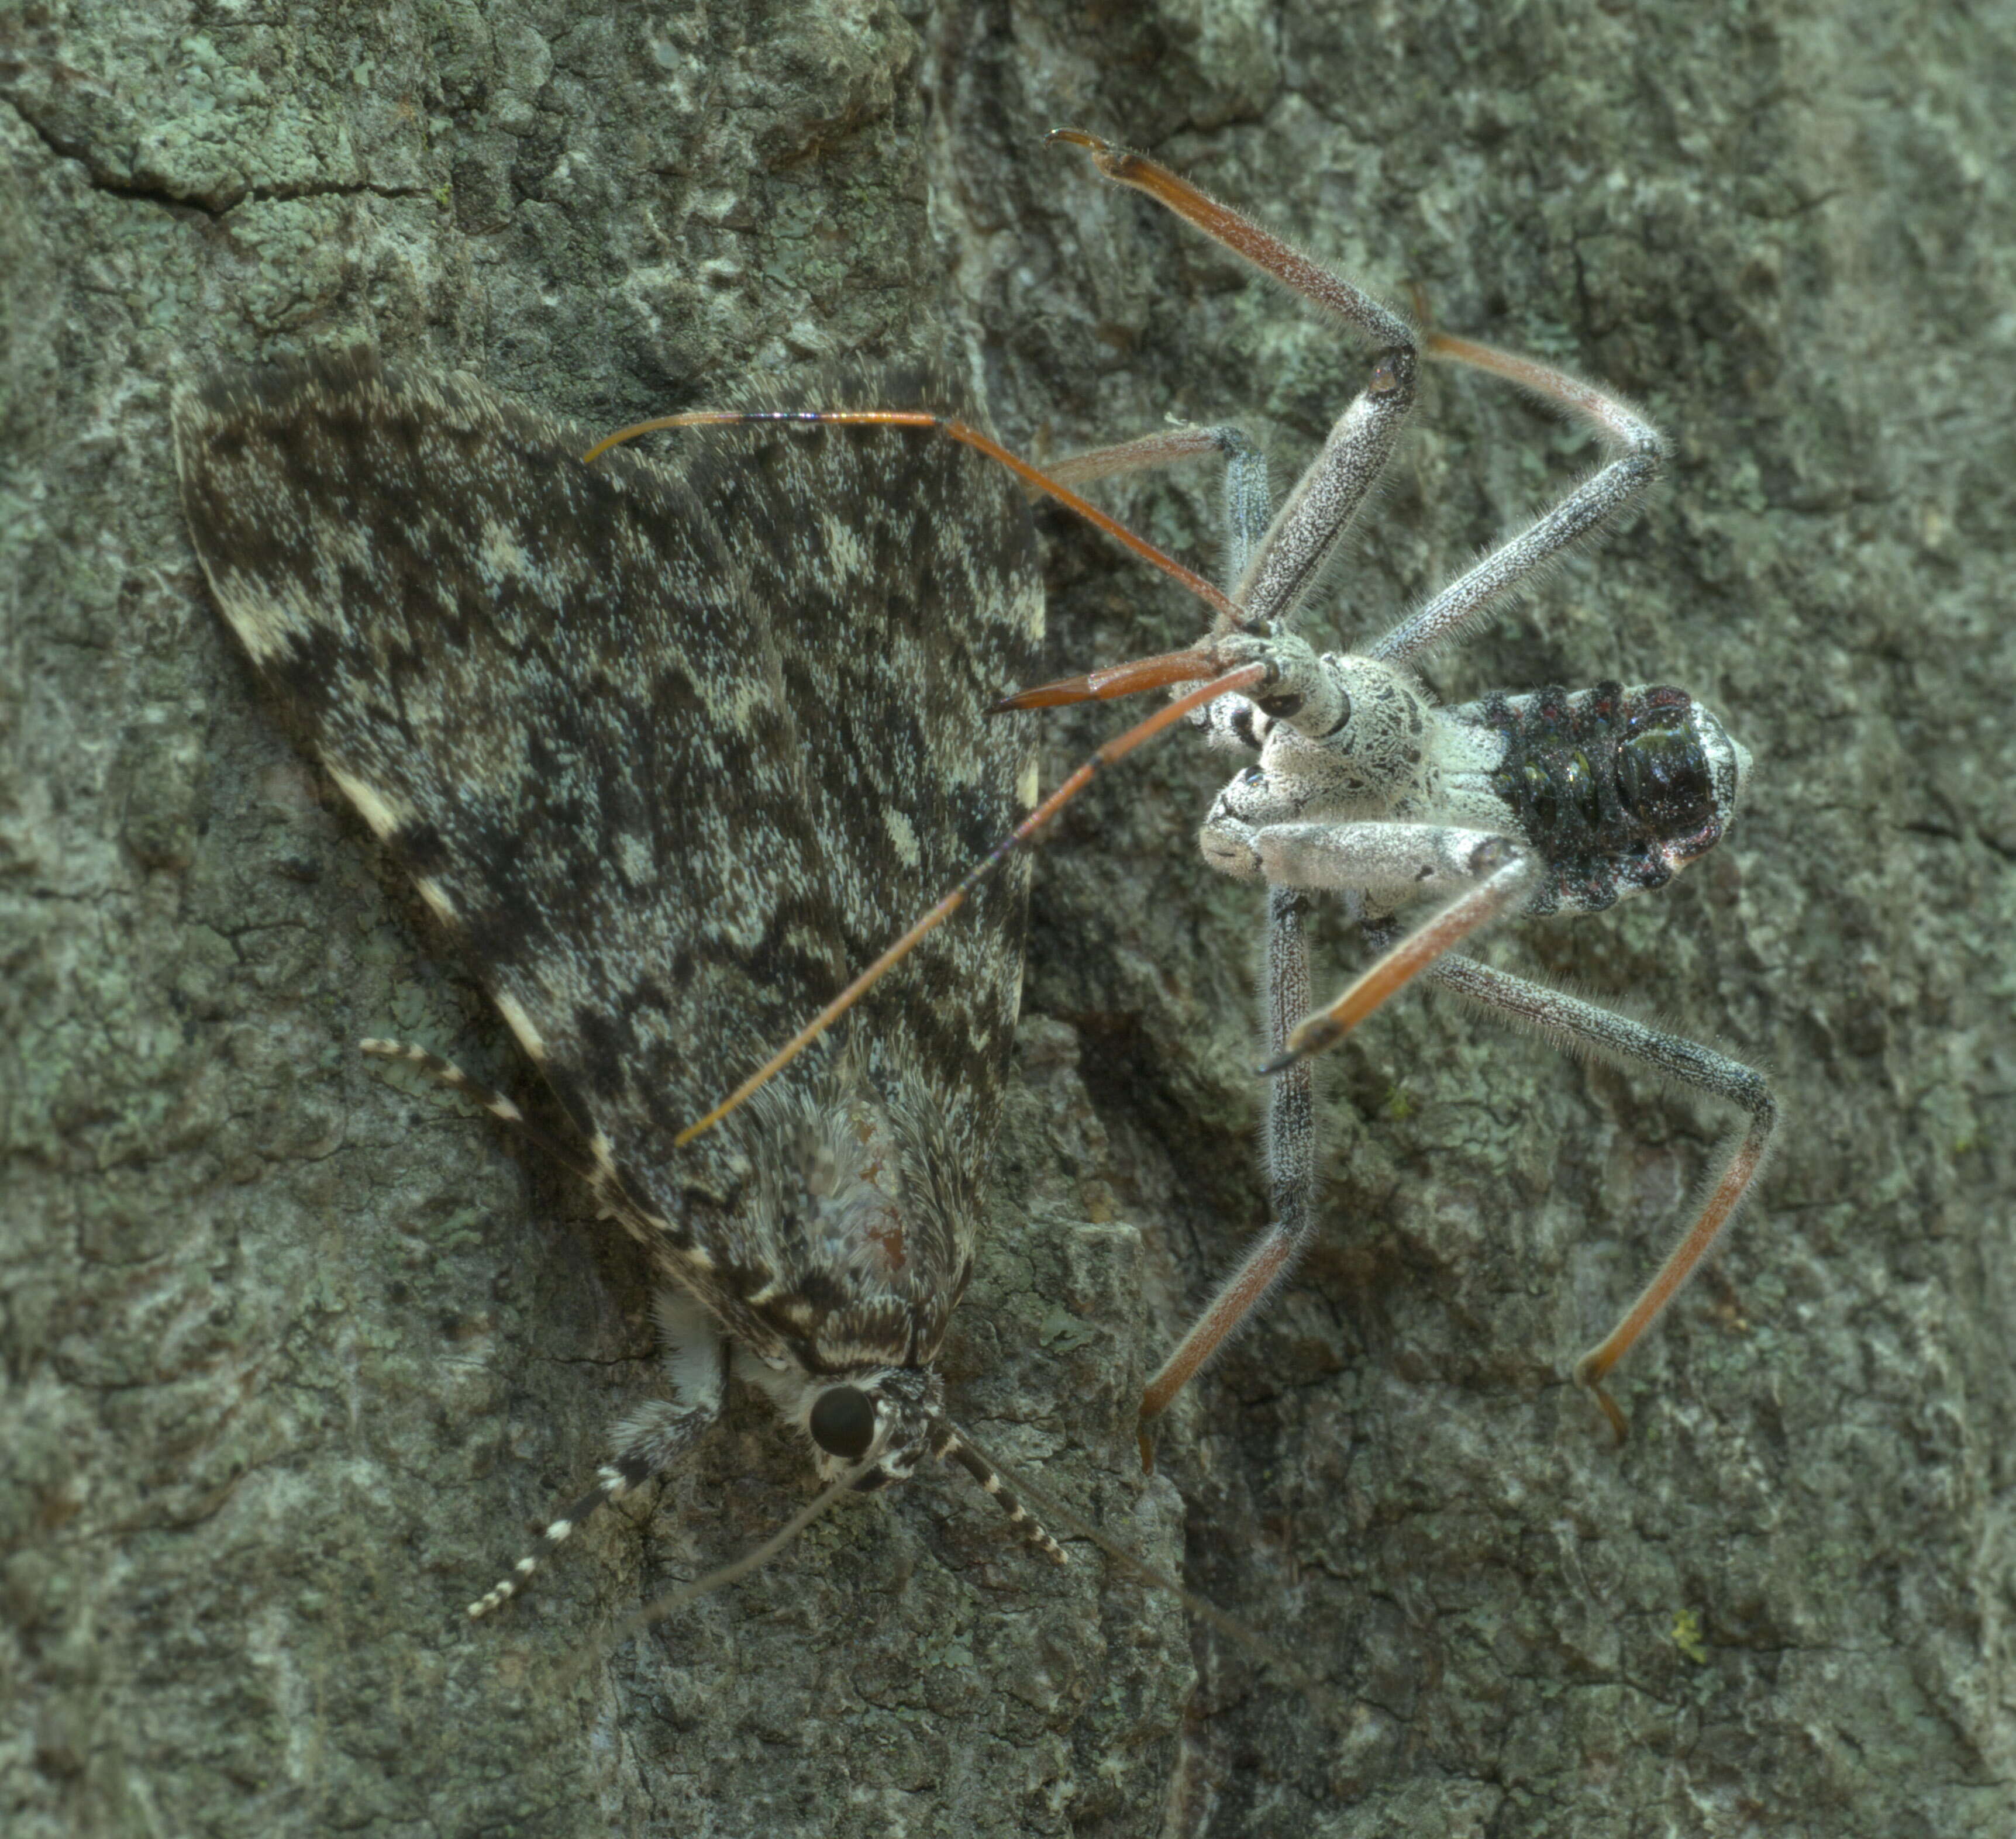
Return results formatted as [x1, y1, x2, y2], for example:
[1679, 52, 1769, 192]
[4, 2, 2011, 1835]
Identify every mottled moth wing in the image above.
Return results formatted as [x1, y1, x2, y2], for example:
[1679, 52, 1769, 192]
[173, 350, 1042, 1455]
[663, 381, 1046, 1358]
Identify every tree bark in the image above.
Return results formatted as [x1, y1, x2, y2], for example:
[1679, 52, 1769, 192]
[4, 1, 2012, 1834]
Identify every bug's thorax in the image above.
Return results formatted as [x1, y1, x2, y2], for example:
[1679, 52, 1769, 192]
[1238, 648, 1508, 826]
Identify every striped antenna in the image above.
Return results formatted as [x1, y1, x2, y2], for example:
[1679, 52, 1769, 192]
[931, 1418, 1067, 1565]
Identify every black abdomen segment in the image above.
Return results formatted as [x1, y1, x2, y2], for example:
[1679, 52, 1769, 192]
[1480, 682, 1725, 915]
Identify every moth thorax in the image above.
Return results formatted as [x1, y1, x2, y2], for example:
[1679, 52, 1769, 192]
[797, 1092, 909, 1275]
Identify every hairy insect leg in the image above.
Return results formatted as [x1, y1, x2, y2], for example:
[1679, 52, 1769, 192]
[1427, 954, 1778, 1441]
[1133, 836, 1535, 1444]
[1045, 422, 1273, 585]
[1115, 422, 1331, 1460]
[468, 1289, 728, 1618]
[1369, 337, 1668, 669]
[1050, 129, 1418, 639]
[1049, 129, 1412, 350]
[1262, 839, 1539, 1070]
[1034, 397, 1333, 1462]
[1138, 888, 1316, 1462]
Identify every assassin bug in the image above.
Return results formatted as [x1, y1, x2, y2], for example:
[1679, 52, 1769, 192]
[596, 130, 1776, 1461]
[1010, 133, 1776, 1450]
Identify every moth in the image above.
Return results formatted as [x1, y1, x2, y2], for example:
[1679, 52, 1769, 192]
[173, 351, 1057, 1616]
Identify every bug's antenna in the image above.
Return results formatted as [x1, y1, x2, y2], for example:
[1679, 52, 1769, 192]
[668, 660, 1264, 1147]
[564, 1474, 859, 1677]
[584, 411, 1236, 622]
[578, 411, 1266, 1148]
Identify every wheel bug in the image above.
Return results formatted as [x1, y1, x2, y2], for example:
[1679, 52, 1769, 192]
[594, 131, 1777, 1458]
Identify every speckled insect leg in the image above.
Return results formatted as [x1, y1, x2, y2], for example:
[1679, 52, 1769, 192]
[1059, 408, 1335, 1458]
[1369, 337, 1668, 670]
[1138, 832, 1535, 1439]
[1427, 954, 1779, 1441]
[1138, 885, 1317, 1459]
[1265, 840, 1539, 1069]
[468, 1289, 728, 1619]
[1051, 130, 1418, 640]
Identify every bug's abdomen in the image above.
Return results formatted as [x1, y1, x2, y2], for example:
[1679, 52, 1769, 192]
[1481, 682, 1738, 915]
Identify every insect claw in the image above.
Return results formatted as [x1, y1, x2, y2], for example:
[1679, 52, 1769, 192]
[1574, 1347, 1635, 1444]
[1587, 1381, 1632, 1445]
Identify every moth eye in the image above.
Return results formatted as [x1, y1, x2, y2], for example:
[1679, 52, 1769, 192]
[808, 1386, 877, 1462]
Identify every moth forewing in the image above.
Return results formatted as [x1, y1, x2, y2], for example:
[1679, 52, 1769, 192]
[173, 350, 1050, 1613]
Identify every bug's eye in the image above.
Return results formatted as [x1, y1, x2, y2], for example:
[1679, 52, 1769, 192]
[808, 1386, 877, 1461]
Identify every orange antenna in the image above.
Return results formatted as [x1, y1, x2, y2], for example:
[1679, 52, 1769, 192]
[671, 662, 1263, 1147]
[580, 405, 1260, 1147]
[584, 410, 1236, 624]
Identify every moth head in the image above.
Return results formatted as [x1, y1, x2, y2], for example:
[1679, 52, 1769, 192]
[799, 1365, 940, 1490]
[734, 1350, 1065, 1562]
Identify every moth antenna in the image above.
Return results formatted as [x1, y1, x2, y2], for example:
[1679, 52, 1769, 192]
[943, 1426, 1343, 1719]
[568, 1474, 860, 1671]
[929, 1417, 1068, 1565]
[670, 660, 1264, 1147]
[359, 1038, 601, 1185]
[465, 1465, 648, 1621]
